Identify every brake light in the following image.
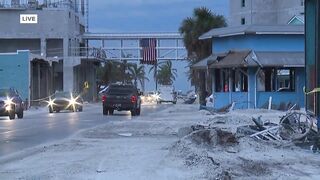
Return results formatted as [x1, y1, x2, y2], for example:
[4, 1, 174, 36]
[131, 95, 137, 103]
[102, 95, 107, 102]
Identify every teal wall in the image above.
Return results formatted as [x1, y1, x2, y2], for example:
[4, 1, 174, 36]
[213, 34, 304, 54]
[213, 67, 305, 109]
[0, 51, 29, 99]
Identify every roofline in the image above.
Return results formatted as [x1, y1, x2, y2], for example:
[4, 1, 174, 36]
[199, 25, 304, 40]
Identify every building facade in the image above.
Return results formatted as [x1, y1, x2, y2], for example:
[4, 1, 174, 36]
[229, 0, 305, 26]
[197, 25, 305, 110]
[0, 0, 99, 102]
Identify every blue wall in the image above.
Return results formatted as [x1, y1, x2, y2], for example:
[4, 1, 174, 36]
[213, 67, 305, 109]
[213, 34, 304, 53]
[0, 51, 29, 99]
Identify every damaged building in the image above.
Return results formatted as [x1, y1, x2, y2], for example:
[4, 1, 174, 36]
[194, 25, 305, 110]
[0, 0, 100, 104]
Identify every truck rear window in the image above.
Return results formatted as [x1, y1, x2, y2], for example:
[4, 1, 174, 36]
[107, 88, 134, 95]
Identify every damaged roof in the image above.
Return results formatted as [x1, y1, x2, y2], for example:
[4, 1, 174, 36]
[199, 25, 304, 40]
[192, 53, 227, 70]
[209, 50, 254, 68]
[207, 51, 304, 69]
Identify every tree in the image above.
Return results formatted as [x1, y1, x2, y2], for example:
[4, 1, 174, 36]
[127, 63, 149, 89]
[98, 61, 125, 85]
[156, 61, 177, 85]
[179, 7, 226, 105]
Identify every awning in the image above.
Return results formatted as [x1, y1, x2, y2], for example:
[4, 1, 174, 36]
[192, 53, 227, 70]
[255, 51, 304, 68]
[208, 51, 305, 69]
[209, 50, 254, 68]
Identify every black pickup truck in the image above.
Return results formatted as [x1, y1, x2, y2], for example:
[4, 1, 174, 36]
[101, 84, 141, 116]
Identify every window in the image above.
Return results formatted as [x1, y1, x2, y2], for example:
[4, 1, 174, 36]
[241, 18, 246, 25]
[214, 69, 230, 92]
[301, 0, 305, 6]
[257, 68, 296, 92]
[241, 0, 246, 7]
[214, 69, 248, 93]
[231, 69, 248, 92]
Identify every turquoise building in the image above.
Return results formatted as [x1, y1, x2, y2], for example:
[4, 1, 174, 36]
[0, 50, 30, 100]
[0, 50, 55, 105]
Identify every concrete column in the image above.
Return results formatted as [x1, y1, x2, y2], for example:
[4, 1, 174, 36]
[40, 38, 47, 57]
[38, 63, 41, 99]
[63, 38, 73, 92]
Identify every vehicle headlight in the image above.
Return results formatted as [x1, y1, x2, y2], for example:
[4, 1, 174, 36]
[48, 99, 55, 106]
[4, 97, 13, 106]
[69, 98, 77, 105]
[5, 106, 11, 111]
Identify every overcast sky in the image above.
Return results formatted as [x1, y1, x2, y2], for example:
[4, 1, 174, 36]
[89, 0, 229, 33]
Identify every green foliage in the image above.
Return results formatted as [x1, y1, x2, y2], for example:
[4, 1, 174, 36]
[97, 61, 125, 84]
[156, 61, 177, 85]
[127, 63, 149, 88]
[179, 7, 226, 86]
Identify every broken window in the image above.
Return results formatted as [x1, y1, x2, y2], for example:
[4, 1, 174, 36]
[231, 69, 248, 92]
[214, 69, 230, 92]
[257, 68, 296, 92]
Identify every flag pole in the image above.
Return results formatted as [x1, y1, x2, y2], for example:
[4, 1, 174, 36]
[155, 62, 158, 91]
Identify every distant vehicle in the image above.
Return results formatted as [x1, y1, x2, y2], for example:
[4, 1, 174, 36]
[141, 91, 158, 103]
[48, 91, 83, 113]
[157, 85, 177, 104]
[0, 88, 24, 120]
[101, 83, 141, 116]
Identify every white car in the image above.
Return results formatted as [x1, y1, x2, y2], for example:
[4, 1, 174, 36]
[157, 85, 177, 104]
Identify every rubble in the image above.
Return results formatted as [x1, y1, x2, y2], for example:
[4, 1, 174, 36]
[186, 128, 238, 147]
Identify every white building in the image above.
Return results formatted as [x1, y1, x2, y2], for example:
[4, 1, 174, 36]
[229, 0, 305, 26]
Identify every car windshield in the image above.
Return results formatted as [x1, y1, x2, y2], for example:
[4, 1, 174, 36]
[54, 92, 71, 98]
[0, 89, 12, 97]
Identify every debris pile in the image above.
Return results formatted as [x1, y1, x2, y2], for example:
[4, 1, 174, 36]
[236, 111, 320, 151]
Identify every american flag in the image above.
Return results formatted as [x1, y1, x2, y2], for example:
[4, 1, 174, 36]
[140, 38, 157, 65]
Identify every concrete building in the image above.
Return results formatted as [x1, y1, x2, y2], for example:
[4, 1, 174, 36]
[0, 0, 99, 102]
[229, 0, 305, 26]
[196, 25, 305, 110]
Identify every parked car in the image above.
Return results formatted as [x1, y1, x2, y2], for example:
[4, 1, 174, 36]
[0, 88, 24, 120]
[157, 85, 177, 104]
[101, 83, 141, 116]
[48, 91, 83, 113]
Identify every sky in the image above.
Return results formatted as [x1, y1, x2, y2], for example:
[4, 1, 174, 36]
[89, 0, 229, 33]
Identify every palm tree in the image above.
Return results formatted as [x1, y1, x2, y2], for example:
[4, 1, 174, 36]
[127, 63, 149, 89]
[179, 7, 226, 105]
[156, 61, 177, 85]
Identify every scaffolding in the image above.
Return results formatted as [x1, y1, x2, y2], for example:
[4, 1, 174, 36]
[0, 0, 86, 14]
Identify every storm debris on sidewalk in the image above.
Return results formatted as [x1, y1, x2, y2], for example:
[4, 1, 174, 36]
[187, 128, 238, 146]
[236, 111, 320, 152]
